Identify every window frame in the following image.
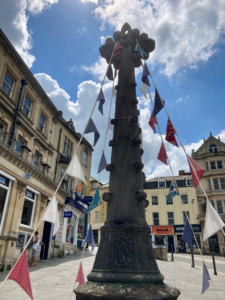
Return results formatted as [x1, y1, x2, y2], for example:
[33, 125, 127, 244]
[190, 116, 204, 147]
[20, 187, 38, 228]
[166, 195, 173, 205]
[158, 179, 166, 188]
[95, 211, 100, 222]
[216, 200, 223, 215]
[183, 211, 190, 224]
[63, 213, 78, 245]
[22, 96, 32, 118]
[152, 196, 158, 206]
[63, 136, 73, 158]
[38, 114, 46, 133]
[217, 161, 223, 169]
[167, 212, 174, 225]
[153, 212, 159, 225]
[33, 152, 41, 169]
[205, 162, 208, 171]
[2, 71, 15, 98]
[209, 144, 218, 153]
[16, 137, 25, 154]
[83, 150, 88, 167]
[181, 194, 188, 204]
[213, 178, 220, 191]
[210, 161, 216, 170]
[220, 178, 225, 190]
[208, 179, 212, 191]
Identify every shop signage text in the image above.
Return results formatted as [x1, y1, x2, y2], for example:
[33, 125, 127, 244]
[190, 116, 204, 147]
[152, 225, 174, 235]
[173, 224, 202, 233]
[65, 197, 88, 214]
[83, 196, 93, 203]
[64, 211, 73, 218]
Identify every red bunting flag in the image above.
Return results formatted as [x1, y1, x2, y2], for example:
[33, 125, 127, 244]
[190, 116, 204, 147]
[187, 154, 204, 188]
[112, 42, 122, 58]
[149, 109, 158, 133]
[157, 143, 168, 165]
[76, 263, 85, 286]
[165, 118, 178, 147]
[8, 251, 33, 299]
[76, 182, 84, 192]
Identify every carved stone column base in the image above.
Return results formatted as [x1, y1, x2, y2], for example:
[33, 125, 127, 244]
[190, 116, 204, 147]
[75, 282, 180, 300]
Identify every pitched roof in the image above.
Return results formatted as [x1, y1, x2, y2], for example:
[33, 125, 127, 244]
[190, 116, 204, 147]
[147, 175, 190, 182]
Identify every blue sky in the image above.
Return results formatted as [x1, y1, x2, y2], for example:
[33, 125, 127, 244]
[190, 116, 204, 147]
[1, 0, 225, 183]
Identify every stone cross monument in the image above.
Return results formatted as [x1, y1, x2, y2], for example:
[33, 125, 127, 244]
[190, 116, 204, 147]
[75, 23, 180, 300]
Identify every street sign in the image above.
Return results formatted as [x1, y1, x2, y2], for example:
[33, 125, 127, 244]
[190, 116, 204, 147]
[83, 196, 93, 203]
[24, 173, 30, 179]
[173, 224, 202, 233]
[81, 239, 85, 247]
[64, 211, 73, 218]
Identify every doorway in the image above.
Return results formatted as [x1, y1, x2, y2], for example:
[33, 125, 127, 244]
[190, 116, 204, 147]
[208, 234, 220, 254]
[93, 230, 98, 246]
[168, 236, 174, 253]
[40, 221, 52, 260]
[177, 235, 186, 253]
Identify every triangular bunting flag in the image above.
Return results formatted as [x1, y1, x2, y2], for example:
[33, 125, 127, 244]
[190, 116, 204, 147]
[53, 200, 60, 236]
[107, 117, 114, 133]
[97, 88, 105, 115]
[112, 85, 117, 98]
[142, 62, 150, 87]
[166, 180, 178, 203]
[157, 142, 168, 165]
[114, 69, 117, 79]
[66, 153, 87, 184]
[112, 42, 122, 58]
[85, 224, 95, 253]
[153, 88, 164, 118]
[149, 109, 158, 133]
[140, 83, 147, 99]
[134, 42, 148, 58]
[89, 187, 100, 212]
[106, 64, 113, 81]
[76, 182, 84, 192]
[202, 262, 210, 294]
[203, 200, 225, 241]
[8, 251, 33, 299]
[165, 118, 178, 147]
[182, 219, 194, 250]
[187, 154, 204, 188]
[76, 264, 85, 286]
[97, 151, 107, 173]
[42, 196, 60, 236]
[85, 118, 100, 147]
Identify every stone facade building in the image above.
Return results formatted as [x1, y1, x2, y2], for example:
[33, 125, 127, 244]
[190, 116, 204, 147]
[0, 29, 92, 271]
[192, 132, 225, 255]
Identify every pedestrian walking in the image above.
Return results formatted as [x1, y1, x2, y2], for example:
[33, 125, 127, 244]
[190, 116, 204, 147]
[30, 231, 40, 267]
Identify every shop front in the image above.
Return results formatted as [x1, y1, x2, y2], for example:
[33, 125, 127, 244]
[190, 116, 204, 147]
[173, 224, 202, 253]
[151, 225, 174, 253]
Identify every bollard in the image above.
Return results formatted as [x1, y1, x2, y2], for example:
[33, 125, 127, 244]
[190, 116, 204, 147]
[212, 252, 217, 275]
[171, 244, 174, 262]
[191, 249, 195, 268]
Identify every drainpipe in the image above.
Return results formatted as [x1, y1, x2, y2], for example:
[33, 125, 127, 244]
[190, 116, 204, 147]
[9, 79, 28, 146]
[54, 128, 62, 182]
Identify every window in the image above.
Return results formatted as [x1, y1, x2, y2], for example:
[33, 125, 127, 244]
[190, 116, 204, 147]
[210, 162, 216, 170]
[220, 178, 225, 190]
[166, 195, 173, 205]
[217, 161, 223, 169]
[2, 72, 14, 97]
[209, 144, 217, 153]
[21, 189, 36, 227]
[217, 200, 223, 215]
[186, 179, 194, 186]
[152, 196, 158, 206]
[66, 215, 76, 244]
[16, 138, 24, 154]
[158, 179, 166, 188]
[183, 211, 189, 224]
[38, 114, 46, 133]
[83, 151, 88, 167]
[213, 179, 219, 190]
[95, 211, 100, 222]
[22, 97, 32, 117]
[63, 137, 73, 158]
[60, 167, 66, 181]
[0, 122, 4, 139]
[153, 212, 159, 225]
[33, 152, 41, 169]
[192, 234, 201, 249]
[205, 162, 208, 171]
[181, 195, 188, 204]
[211, 201, 215, 208]
[208, 179, 212, 191]
[167, 212, 174, 225]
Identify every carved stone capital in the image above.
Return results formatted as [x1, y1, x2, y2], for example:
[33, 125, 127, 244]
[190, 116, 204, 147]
[41, 193, 48, 203]
[17, 180, 26, 191]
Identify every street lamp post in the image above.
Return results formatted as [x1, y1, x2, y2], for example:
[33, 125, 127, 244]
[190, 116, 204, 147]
[75, 23, 180, 300]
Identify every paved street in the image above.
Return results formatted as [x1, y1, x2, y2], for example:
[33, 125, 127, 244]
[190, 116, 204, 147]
[0, 248, 225, 299]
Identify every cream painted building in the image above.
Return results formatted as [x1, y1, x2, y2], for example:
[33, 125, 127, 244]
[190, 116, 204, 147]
[192, 133, 225, 255]
[0, 29, 92, 271]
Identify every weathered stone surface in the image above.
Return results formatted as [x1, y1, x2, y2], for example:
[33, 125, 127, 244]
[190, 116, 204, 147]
[75, 282, 180, 300]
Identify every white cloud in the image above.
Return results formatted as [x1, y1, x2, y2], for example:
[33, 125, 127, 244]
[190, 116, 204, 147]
[0, 0, 58, 68]
[78, 27, 87, 35]
[92, 0, 225, 77]
[70, 65, 77, 72]
[81, 0, 98, 4]
[81, 57, 109, 81]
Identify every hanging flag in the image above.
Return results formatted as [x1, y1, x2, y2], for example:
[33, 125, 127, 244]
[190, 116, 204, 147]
[76, 182, 84, 192]
[98, 151, 107, 174]
[202, 262, 210, 294]
[66, 153, 87, 184]
[203, 200, 225, 241]
[142, 62, 150, 87]
[107, 117, 114, 133]
[88, 187, 100, 212]
[157, 142, 168, 165]
[166, 180, 178, 204]
[75, 191, 83, 202]
[187, 154, 204, 188]
[153, 88, 164, 118]
[85, 224, 95, 253]
[114, 69, 117, 79]
[76, 263, 85, 286]
[182, 219, 194, 250]
[112, 85, 117, 98]
[165, 118, 178, 147]
[149, 109, 158, 133]
[85, 118, 100, 147]
[42, 196, 60, 236]
[112, 42, 122, 58]
[134, 42, 148, 58]
[97, 88, 105, 115]
[8, 251, 33, 300]
[140, 83, 147, 99]
[106, 64, 113, 81]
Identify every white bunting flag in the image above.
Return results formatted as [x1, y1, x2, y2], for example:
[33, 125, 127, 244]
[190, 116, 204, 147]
[53, 200, 60, 236]
[42, 196, 60, 236]
[66, 153, 87, 185]
[203, 200, 225, 241]
[140, 83, 147, 99]
[112, 85, 116, 98]
[107, 117, 114, 133]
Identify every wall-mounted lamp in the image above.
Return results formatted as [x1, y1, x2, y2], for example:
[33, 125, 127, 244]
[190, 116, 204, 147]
[191, 198, 195, 203]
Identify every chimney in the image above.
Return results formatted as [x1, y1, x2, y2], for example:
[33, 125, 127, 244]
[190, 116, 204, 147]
[179, 170, 185, 176]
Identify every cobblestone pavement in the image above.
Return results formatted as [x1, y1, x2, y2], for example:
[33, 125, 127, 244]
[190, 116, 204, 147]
[0, 248, 224, 299]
